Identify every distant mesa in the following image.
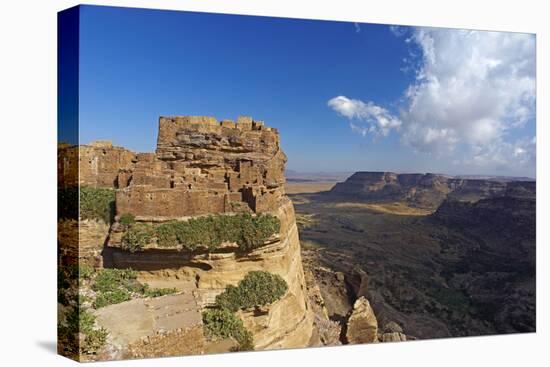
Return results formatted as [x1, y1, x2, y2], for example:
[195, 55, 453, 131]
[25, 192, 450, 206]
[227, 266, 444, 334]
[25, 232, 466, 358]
[327, 171, 535, 210]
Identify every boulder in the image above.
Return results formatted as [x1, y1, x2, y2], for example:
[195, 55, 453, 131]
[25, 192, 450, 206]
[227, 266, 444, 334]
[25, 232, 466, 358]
[346, 296, 378, 344]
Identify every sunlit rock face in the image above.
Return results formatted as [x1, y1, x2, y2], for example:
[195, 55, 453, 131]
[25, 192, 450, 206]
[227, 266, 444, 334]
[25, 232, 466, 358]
[58, 116, 313, 357]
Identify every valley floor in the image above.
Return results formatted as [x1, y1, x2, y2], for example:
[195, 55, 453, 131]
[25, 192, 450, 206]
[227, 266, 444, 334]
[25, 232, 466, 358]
[287, 181, 536, 340]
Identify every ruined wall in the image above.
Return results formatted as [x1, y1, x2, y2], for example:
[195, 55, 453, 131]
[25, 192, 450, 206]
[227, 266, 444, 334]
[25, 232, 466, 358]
[58, 143, 79, 188]
[80, 141, 137, 188]
[58, 141, 137, 189]
[116, 116, 287, 218]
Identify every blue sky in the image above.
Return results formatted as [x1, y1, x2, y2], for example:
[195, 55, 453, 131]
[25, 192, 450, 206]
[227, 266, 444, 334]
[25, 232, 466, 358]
[75, 5, 536, 177]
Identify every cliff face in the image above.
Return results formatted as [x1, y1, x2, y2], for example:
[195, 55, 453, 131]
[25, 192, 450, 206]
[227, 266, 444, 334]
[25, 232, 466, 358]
[58, 116, 313, 359]
[329, 171, 533, 209]
[104, 197, 313, 351]
[329, 172, 451, 209]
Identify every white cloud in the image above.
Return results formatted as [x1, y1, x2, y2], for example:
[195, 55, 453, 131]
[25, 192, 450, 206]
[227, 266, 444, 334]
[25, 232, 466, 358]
[464, 136, 536, 171]
[328, 27, 536, 173]
[389, 25, 407, 37]
[401, 28, 535, 156]
[327, 96, 401, 137]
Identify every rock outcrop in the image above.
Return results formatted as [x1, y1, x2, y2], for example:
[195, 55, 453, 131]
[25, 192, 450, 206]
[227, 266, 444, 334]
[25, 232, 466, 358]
[380, 322, 407, 342]
[58, 219, 109, 267]
[345, 297, 378, 344]
[303, 267, 342, 347]
[58, 116, 313, 358]
[94, 293, 205, 360]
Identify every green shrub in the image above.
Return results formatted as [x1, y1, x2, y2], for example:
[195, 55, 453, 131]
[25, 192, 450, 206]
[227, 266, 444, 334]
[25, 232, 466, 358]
[119, 213, 135, 226]
[91, 268, 138, 294]
[240, 214, 281, 251]
[61, 307, 108, 354]
[94, 288, 132, 308]
[58, 266, 76, 292]
[90, 268, 175, 307]
[78, 294, 90, 308]
[156, 221, 180, 247]
[58, 265, 95, 306]
[141, 284, 178, 298]
[79, 264, 94, 280]
[202, 309, 254, 351]
[121, 223, 153, 252]
[150, 213, 280, 252]
[215, 271, 288, 312]
[76, 307, 95, 333]
[79, 187, 115, 223]
[92, 268, 136, 308]
[84, 328, 108, 354]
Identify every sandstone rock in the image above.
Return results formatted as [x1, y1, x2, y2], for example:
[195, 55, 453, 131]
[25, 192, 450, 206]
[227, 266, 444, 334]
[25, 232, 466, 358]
[58, 115, 314, 355]
[346, 296, 378, 344]
[347, 266, 369, 299]
[108, 198, 314, 350]
[381, 331, 407, 342]
[94, 293, 205, 358]
[303, 267, 342, 347]
[383, 321, 403, 333]
[58, 219, 109, 266]
[313, 316, 342, 346]
[90, 140, 113, 148]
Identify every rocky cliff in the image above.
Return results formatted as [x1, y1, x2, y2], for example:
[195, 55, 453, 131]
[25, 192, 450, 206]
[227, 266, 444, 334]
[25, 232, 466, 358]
[328, 171, 534, 209]
[58, 116, 314, 360]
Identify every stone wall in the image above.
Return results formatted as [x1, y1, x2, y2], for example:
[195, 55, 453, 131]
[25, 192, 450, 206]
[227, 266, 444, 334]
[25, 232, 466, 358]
[58, 141, 137, 189]
[80, 141, 137, 188]
[115, 116, 287, 218]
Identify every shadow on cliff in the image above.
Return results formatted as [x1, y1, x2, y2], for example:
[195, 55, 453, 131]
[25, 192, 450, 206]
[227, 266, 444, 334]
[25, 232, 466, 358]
[101, 247, 213, 271]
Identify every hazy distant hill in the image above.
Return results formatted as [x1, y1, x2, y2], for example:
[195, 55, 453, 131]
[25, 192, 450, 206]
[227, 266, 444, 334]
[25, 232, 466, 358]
[285, 169, 352, 183]
[454, 175, 535, 182]
[326, 171, 535, 209]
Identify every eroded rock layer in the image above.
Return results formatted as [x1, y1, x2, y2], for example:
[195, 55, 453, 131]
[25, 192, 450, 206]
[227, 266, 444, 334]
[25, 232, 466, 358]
[58, 116, 314, 357]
